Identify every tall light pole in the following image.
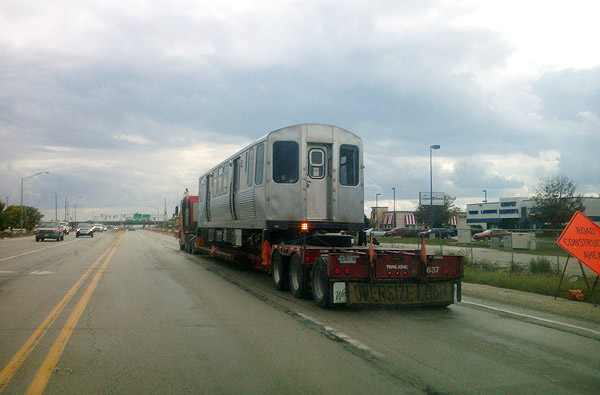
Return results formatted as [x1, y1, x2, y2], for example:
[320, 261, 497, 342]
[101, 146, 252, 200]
[375, 193, 381, 228]
[430, 145, 440, 231]
[483, 189, 487, 203]
[391, 187, 396, 228]
[65, 197, 81, 221]
[20, 171, 50, 230]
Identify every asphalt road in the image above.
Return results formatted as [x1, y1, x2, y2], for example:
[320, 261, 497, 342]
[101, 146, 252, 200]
[1, 230, 599, 394]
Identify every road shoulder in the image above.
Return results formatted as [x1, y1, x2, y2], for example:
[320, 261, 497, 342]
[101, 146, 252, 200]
[460, 282, 600, 341]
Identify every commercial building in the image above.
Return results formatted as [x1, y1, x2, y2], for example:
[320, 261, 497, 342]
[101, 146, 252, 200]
[467, 196, 600, 229]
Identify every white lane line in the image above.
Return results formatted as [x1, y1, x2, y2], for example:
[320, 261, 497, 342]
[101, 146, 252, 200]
[461, 300, 600, 339]
[297, 313, 385, 358]
[0, 240, 79, 263]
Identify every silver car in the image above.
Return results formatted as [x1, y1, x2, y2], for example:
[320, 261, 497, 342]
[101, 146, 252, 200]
[76, 223, 94, 238]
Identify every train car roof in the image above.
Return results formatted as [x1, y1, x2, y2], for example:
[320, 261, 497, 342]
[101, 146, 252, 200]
[197, 123, 358, 179]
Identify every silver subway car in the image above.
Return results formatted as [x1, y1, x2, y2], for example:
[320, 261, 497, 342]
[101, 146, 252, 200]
[197, 124, 364, 254]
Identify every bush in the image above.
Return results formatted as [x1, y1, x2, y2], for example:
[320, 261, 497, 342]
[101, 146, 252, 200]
[509, 261, 527, 273]
[529, 257, 556, 275]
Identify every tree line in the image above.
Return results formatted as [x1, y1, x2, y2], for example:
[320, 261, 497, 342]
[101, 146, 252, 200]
[0, 201, 44, 231]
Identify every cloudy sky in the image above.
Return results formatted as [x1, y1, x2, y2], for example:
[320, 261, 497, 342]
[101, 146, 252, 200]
[1, 0, 599, 222]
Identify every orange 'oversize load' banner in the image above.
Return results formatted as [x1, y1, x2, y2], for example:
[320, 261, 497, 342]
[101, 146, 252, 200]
[557, 211, 600, 276]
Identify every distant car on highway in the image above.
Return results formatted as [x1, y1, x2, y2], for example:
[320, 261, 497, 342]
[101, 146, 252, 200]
[59, 221, 70, 235]
[473, 229, 511, 241]
[92, 224, 104, 233]
[35, 221, 64, 241]
[76, 223, 94, 238]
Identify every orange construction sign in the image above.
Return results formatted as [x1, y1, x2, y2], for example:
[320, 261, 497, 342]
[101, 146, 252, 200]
[557, 211, 600, 276]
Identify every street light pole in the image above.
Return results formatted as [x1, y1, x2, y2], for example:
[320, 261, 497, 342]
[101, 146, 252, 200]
[392, 187, 396, 228]
[65, 197, 82, 221]
[430, 145, 440, 231]
[20, 171, 49, 230]
[375, 193, 381, 228]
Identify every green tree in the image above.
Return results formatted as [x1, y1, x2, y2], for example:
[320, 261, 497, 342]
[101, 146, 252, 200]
[529, 175, 585, 229]
[414, 195, 461, 228]
[0, 205, 44, 230]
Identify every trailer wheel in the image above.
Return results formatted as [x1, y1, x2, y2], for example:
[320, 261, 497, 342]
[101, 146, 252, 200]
[290, 254, 309, 299]
[272, 251, 289, 291]
[312, 256, 330, 308]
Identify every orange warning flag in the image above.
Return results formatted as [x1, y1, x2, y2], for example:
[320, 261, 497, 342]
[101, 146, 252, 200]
[262, 240, 272, 266]
[210, 245, 216, 255]
[420, 235, 427, 263]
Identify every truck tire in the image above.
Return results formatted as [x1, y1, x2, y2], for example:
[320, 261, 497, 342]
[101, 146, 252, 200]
[311, 256, 330, 308]
[272, 251, 289, 291]
[290, 254, 309, 299]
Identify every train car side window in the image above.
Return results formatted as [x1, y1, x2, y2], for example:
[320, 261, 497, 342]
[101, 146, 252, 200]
[273, 141, 299, 183]
[308, 148, 325, 179]
[218, 167, 224, 195]
[339, 144, 359, 186]
[247, 148, 254, 187]
[255, 143, 264, 185]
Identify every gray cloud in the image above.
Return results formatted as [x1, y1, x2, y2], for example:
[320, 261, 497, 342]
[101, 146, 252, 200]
[1, 0, 598, 221]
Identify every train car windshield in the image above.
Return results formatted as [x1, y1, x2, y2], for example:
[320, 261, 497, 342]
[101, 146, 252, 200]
[273, 141, 299, 183]
[339, 144, 359, 186]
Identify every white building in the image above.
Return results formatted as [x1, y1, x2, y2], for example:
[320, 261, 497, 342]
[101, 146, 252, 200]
[467, 196, 600, 229]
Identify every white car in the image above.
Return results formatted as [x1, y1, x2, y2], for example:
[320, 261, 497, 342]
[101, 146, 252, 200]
[59, 221, 70, 235]
[365, 228, 387, 237]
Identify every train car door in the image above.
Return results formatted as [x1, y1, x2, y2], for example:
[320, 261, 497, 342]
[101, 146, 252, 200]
[231, 158, 240, 220]
[205, 174, 211, 222]
[306, 145, 331, 220]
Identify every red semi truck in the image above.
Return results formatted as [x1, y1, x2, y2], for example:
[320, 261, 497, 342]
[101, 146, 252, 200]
[176, 192, 198, 253]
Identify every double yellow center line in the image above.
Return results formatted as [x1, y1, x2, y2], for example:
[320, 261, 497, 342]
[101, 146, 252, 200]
[0, 232, 125, 394]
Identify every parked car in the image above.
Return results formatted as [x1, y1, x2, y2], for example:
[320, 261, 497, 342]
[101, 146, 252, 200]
[473, 229, 511, 241]
[35, 221, 65, 241]
[59, 221, 70, 235]
[384, 227, 411, 237]
[364, 228, 387, 237]
[432, 228, 457, 239]
[76, 223, 94, 238]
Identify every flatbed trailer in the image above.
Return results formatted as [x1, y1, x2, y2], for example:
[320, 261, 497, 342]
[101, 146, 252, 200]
[270, 241, 463, 308]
